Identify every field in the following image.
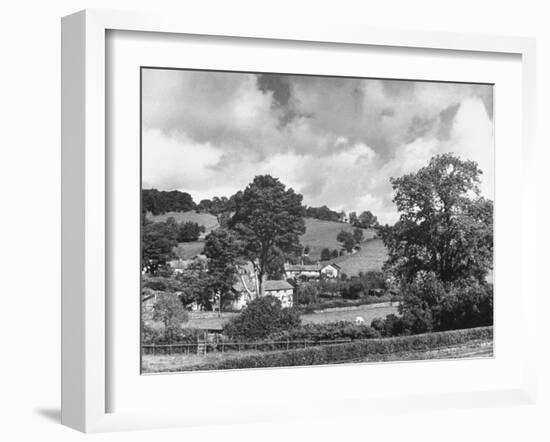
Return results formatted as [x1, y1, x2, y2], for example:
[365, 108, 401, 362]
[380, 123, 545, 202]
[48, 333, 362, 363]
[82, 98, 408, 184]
[173, 241, 205, 260]
[332, 238, 388, 276]
[177, 303, 398, 331]
[300, 218, 376, 261]
[301, 303, 398, 325]
[147, 210, 219, 232]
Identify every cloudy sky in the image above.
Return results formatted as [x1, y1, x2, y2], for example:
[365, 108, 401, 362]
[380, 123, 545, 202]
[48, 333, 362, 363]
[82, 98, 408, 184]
[142, 69, 494, 224]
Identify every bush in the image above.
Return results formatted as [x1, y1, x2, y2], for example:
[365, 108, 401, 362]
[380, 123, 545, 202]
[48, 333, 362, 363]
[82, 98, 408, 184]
[342, 280, 364, 299]
[223, 296, 301, 340]
[294, 283, 320, 306]
[396, 273, 494, 335]
[269, 321, 380, 342]
[434, 282, 493, 330]
[182, 326, 493, 371]
[370, 317, 385, 333]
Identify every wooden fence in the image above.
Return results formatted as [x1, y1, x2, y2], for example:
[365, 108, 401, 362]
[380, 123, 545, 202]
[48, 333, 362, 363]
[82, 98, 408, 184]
[142, 338, 352, 356]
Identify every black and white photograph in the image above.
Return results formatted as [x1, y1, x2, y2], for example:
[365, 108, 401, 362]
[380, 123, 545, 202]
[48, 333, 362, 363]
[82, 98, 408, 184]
[140, 68, 494, 374]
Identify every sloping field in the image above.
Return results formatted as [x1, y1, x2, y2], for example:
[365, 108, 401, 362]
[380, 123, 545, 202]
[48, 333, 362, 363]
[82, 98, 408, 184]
[332, 238, 388, 276]
[173, 241, 206, 260]
[147, 211, 219, 232]
[300, 218, 376, 261]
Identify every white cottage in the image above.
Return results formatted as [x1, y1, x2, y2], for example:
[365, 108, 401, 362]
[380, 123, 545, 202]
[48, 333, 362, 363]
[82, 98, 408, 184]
[263, 280, 294, 308]
[320, 263, 341, 279]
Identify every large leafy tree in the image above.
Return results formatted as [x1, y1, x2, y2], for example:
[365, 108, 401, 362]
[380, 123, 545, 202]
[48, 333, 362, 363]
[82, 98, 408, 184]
[229, 175, 305, 295]
[381, 153, 493, 284]
[203, 229, 243, 311]
[141, 218, 178, 273]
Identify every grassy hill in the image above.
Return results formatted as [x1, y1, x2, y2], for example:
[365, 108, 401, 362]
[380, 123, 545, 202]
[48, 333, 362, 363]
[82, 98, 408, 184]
[144, 212, 387, 268]
[146, 211, 219, 260]
[147, 211, 219, 233]
[332, 238, 388, 276]
[300, 218, 376, 261]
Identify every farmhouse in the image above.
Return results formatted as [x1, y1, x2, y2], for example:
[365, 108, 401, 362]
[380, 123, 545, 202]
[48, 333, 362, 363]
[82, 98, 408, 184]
[320, 263, 341, 279]
[263, 280, 294, 308]
[231, 264, 294, 310]
[284, 262, 341, 280]
[284, 263, 322, 280]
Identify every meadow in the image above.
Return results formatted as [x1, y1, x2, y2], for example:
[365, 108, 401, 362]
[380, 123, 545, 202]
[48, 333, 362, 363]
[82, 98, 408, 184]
[300, 218, 376, 261]
[148, 210, 219, 232]
[333, 238, 388, 276]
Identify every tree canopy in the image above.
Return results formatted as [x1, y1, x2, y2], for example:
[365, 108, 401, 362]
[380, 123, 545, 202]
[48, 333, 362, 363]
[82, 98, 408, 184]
[203, 229, 243, 311]
[229, 175, 305, 294]
[380, 153, 493, 284]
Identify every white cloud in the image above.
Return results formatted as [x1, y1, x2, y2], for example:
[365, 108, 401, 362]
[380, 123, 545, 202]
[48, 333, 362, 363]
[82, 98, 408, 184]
[142, 69, 494, 225]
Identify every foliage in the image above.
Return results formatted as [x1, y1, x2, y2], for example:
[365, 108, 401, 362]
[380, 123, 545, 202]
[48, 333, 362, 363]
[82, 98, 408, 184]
[229, 175, 306, 294]
[151, 293, 189, 343]
[223, 296, 302, 340]
[177, 221, 205, 242]
[269, 321, 380, 342]
[304, 205, 341, 222]
[341, 279, 364, 299]
[354, 211, 379, 229]
[142, 218, 178, 273]
[142, 188, 195, 215]
[294, 283, 320, 306]
[380, 153, 493, 284]
[375, 272, 494, 337]
[321, 247, 332, 261]
[336, 230, 355, 253]
[353, 228, 364, 243]
[184, 327, 493, 371]
[203, 229, 242, 311]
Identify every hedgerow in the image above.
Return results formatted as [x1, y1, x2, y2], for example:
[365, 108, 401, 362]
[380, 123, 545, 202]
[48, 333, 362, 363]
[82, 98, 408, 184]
[268, 321, 380, 342]
[181, 326, 493, 371]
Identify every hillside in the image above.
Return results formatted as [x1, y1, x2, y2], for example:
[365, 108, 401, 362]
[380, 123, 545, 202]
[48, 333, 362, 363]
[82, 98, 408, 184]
[147, 211, 219, 233]
[332, 238, 388, 276]
[144, 212, 387, 268]
[300, 218, 376, 261]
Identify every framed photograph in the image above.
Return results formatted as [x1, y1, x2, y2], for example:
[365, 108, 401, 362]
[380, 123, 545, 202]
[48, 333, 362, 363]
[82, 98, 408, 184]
[61, 9, 537, 432]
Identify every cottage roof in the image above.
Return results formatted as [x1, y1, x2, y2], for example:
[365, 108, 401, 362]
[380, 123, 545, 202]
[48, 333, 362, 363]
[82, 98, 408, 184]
[321, 263, 341, 270]
[264, 280, 294, 291]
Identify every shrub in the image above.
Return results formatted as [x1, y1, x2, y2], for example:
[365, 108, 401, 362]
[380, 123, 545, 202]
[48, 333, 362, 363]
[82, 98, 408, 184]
[223, 296, 301, 340]
[370, 317, 385, 333]
[397, 273, 494, 334]
[342, 280, 363, 299]
[269, 321, 380, 342]
[183, 326, 493, 371]
[434, 282, 493, 330]
[294, 283, 320, 306]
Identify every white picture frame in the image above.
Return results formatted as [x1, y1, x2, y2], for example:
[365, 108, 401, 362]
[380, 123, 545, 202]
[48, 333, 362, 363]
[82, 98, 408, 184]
[61, 9, 537, 433]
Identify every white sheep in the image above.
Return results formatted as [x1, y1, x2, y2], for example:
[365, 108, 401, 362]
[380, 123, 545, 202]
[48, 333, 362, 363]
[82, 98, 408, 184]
[355, 316, 365, 325]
